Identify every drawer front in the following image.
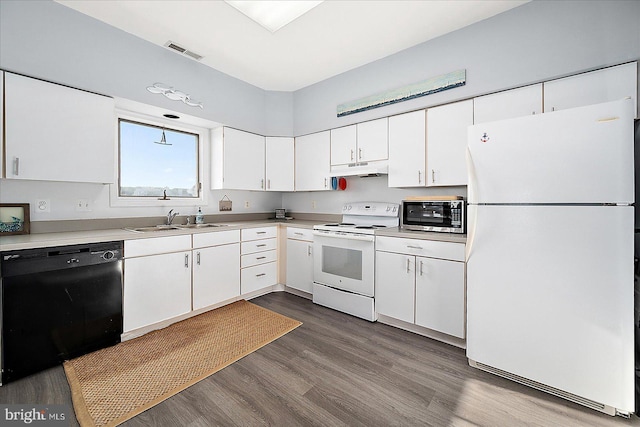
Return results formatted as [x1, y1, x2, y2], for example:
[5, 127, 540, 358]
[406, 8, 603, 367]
[125, 234, 191, 258]
[286, 227, 314, 241]
[241, 226, 277, 241]
[376, 236, 465, 261]
[241, 249, 277, 268]
[192, 229, 240, 249]
[241, 238, 277, 255]
[241, 262, 277, 294]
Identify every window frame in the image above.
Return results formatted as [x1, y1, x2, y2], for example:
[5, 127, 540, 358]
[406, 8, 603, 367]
[110, 109, 208, 208]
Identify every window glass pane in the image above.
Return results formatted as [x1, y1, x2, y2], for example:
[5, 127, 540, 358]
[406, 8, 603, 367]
[119, 120, 199, 198]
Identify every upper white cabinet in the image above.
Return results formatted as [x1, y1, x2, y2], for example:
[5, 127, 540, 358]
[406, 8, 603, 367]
[544, 62, 638, 117]
[388, 110, 426, 187]
[212, 127, 265, 191]
[474, 84, 543, 124]
[3, 73, 115, 183]
[330, 118, 388, 166]
[295, 131, 331, 191]
[426, 99, 473, 186]
[265, 137, 294, 191]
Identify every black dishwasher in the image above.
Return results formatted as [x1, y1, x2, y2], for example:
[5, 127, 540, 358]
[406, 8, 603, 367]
[1, 241, 123, 384]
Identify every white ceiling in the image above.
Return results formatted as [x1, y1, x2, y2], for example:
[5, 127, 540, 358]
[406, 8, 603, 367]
[55, 0, 529, 92]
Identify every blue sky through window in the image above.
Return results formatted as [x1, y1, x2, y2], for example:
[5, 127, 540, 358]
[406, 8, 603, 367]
[119, 120, 199, 197]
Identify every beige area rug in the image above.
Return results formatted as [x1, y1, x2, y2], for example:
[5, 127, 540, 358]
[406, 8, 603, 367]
[63, 300, 302, 427]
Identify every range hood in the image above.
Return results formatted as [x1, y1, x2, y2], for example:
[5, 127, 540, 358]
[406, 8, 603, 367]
[330, 160, 388, 177]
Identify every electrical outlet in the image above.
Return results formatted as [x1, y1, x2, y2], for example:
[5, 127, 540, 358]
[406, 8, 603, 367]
[75, 199, 91, 212]
[312, 200, 317, 209]
[36, 199, 50, 213]
[244, 201, 250, 208]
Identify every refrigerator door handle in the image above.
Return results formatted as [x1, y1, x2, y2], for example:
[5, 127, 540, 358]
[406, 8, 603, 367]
[465, 203, 477, 263]
[466, 146, 478, 205]
[465, 146, 478, 262]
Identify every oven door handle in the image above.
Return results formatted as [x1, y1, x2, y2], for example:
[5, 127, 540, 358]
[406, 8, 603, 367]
[312, 230, 375, 242]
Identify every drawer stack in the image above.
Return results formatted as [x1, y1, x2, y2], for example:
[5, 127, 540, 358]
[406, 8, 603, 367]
[240, 226, 278, 294]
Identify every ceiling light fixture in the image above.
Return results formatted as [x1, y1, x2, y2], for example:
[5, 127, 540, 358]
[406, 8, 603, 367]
[224, 0, 324, 33]
[146, 83, 203, 109]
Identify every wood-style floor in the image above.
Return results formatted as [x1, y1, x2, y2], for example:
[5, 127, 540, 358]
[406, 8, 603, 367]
[1, 291, 639, 426]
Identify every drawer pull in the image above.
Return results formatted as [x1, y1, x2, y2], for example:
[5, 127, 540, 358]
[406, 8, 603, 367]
[407, 245, 423, 250]
[256, 273, 266, 277]
[256, 244, 267, 247]
[256, 256, 266, 260]
[256, 231, 267, 234]
[294, 232, 304, 236]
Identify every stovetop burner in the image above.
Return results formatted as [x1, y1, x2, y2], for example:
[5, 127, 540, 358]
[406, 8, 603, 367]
[314, 202, 400, 235]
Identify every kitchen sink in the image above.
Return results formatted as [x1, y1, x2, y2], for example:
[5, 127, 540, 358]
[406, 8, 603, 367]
[124, 224, 229, 233]
[175, 223, 229, 229]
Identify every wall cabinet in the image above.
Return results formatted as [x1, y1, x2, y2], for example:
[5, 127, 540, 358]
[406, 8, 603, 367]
[3, 72, 115, 183]
[330, 118, 388, 166]
[426, 99, 473, 186]
[388, 110, 426, 187]
[474, 84, 543, 124]
[212, 127, 265, 191]
[295, 131, 331, 191]
[192, 230, 240, 310]
[123, 235, 192, 332]
[285, 227, 314, 293]
[375, 236, 465, 339]
[240, 226, 278, 294]
[543, 62, 637, 117]
[265, 137, 294, 191]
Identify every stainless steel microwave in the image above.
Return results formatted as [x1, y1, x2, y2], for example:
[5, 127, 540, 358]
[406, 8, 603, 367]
[401, 200, 465, 233]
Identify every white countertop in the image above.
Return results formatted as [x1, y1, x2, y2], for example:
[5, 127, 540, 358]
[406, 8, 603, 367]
[0, 219, 465, 252]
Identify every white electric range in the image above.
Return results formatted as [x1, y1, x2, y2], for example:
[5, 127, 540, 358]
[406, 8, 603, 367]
[312, 202, 400, 321]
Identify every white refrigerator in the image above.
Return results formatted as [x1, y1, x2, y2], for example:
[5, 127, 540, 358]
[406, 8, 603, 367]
[466, 98, 635, 417]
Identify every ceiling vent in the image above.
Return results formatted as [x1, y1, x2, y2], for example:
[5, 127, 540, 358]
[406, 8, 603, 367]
[164, 41, 203, 61]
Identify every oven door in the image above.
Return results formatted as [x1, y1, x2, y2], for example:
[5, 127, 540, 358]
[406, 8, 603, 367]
[313, 231, 375, 297]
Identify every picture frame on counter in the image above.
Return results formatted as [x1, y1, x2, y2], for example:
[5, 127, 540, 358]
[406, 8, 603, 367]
[0, 203, 30, 235]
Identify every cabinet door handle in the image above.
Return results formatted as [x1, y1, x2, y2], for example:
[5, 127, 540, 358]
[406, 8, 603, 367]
[256, 273, 266, 277]
[324, 177, 328, 188]
[358, 148, 362, 160]
[432, 169, 435, 183]
[197, 252, 201, 265]
[13, 157, 20, 176]
[419, 260, 424, 276]
[268, 179, 271, 189]
[406, 258, 411, 273]
[261, 179, 264, 189]
[350, 149, 354, 161]
[307, 245, 312, 256]
[418, 170, 421, 184]
[185, 254, 189, 268]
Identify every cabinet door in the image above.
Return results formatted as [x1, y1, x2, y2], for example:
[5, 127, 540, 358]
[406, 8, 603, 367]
[330, 125, 356, 166]
[388, 110, 426, 187]
[295, 131, 330, 191]
[426, 99, 473, 186]
[4, 73, 115, 183]
[357, 117, 388, 162]
[123, 251, 192, 332]
[544, 62, 638, 117]
[375, 251, 415, 323]
[0, 71, 3, 177]
[286, 239, 313, 293]
[265, 137, 294, 191]
[474, 84, 543, 124]
[415, 256, 465, 338]
[193, 243, 240, 310]
[221, 128, 265, 190]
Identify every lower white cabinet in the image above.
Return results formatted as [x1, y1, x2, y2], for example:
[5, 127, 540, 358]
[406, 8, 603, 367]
[375, 236, 465, 339]
[286, 227, 314, 293]
[192, 230, 240, 310]
[124, 236, 192, 332]
[240, 226, 278, 294]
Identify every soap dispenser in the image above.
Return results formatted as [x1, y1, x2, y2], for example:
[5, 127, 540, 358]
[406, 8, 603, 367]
[195, 207, 204, 224]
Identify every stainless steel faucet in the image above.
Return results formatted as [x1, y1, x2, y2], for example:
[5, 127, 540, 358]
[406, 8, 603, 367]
[166, 209, 179, 225]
